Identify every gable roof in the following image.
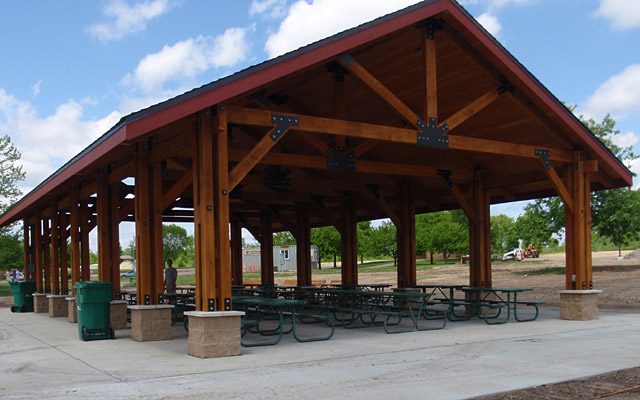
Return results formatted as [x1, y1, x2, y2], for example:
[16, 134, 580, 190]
[0, 0, 632, 227]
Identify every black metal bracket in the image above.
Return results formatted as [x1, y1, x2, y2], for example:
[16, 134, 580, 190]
[419, 18, 445, 40]
[437, 169, 453, 187]
[326, 61, 349, 82]
[417, 117, 449, 148]
[264, 165, 291, 187]
[497, 76, 514, 95]
[158, 294, 164, 304]
[327, 146, 356, 171]
[270, 114, 299, 141]
[248, 89, 271, 107]
[366, 184, 381, 199]
[144, 294, 150, 305]
[535, 149, 551, 170]
[208, 298, 216, 312]
[338, 53, 354, 67]
[224, 298, 231, 311]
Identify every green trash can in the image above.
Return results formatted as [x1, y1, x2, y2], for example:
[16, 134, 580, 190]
[74, 281, 114, 341]
[10, 280, 36, 313]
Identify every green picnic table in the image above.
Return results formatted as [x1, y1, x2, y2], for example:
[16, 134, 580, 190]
[461, 287, 543, 324]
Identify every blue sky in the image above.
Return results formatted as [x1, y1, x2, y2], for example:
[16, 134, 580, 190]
[1, 0, 639, 249]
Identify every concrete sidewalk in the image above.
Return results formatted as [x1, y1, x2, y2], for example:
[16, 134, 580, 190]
[1, 308, 639, 399]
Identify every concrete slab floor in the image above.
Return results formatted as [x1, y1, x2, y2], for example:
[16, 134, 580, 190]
[0, 308, 639, 399]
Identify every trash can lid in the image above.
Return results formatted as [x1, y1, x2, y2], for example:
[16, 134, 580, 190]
[73, 281, 113, 289]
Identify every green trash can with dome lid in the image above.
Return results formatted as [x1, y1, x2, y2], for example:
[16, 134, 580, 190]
[9, 280, 36, 313]
[74, 281, 114, 341]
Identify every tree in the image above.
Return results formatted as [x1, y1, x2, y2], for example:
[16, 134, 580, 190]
[429, 218, 468, 263]
[272, 231, 296, 246]
[592, 188, 640, 256]
[490, 214, 516, 257]
[369, 221, 398, 265]
[525, 111, 637, 241]
[0, 135, 26, 272]
[311, 226, 341, 268]
[162, 224, 192, 267]
[0, 230, 22, 270]
[357, 221, 373, 264]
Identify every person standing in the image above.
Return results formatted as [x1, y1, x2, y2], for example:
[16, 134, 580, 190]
[164, 259, 177, 293]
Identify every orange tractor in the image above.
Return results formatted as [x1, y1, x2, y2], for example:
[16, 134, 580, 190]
[523, 244, 540, 258]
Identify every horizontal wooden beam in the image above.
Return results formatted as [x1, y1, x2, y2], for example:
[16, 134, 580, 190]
[228, 148, 472, 180]
[227, 106, 572, 163]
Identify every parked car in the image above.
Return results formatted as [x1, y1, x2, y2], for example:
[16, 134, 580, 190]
[120, 270, 136, 279]
[502, 248, 524, 261]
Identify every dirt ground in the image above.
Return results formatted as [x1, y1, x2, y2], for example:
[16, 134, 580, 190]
[2, 250, 639, 398]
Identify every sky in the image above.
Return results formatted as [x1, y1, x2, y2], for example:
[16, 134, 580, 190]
[1, 0, 639, 250]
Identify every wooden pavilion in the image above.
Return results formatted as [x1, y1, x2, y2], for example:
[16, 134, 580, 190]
[0, 0, 631, 342]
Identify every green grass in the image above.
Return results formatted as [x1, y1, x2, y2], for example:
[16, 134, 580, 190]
[0, 284, 12, 297]
[512, 267, 565, 275]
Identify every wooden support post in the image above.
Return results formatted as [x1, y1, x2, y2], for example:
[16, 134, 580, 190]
[34, 216, 43, 293]
[152, 161, 165, 301]
[23, 220, 30, 280]
[213, 106, 231, 311]
[43, 218, 51, 293]
[231, 218, 244, 286]
[260, 211, 274, 286]
[109, 183, 121, 297]
[468, 170, 491, 288]
[97, 170, 111, 282]
[565, 151, 592, 290]
[396, 183, 416, 288]
[70, 187, 81, 294]
[80, 200, 91, 282]
[60, 212, 69, 294]
[51, 211, 60, 295]
[135, 144, 155, 305]
[424, 23, 437, 120]
[340, 194, 358, 286]
[296, 203, 312, 287]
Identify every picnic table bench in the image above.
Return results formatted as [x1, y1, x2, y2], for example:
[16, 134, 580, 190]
[461, 287, 544, 324]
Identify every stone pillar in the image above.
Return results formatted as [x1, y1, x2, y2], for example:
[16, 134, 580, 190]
[33, 293, 48, 313]
[47, 294, 67, 317]
[128, 305, 174, 342]
[185, 311, 244, 358]
[558, 290, 601, 320]
[66, 297, 78, 323]
[110, 300, 128, 330]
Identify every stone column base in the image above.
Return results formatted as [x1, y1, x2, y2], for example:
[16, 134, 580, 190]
[47, 295, 68, 317]
[33, 293, 48, 313]
[110, 300, 128, 330]
[185, 311, 244, 358]
[128, 305, 174, 342]
[66, 297, 78, 323]
[558, 290, 602, 320]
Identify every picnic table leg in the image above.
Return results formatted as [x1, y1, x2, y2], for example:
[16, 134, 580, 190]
[242, 307, 285, 347]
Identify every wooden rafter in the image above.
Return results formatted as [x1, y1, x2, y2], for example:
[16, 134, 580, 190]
[366, 186, 402, 228]
[538, 159, 574, 212]
[227, 106, 572, 163]
[229, 118, 295, 190]
[424, 24, 437, 120]
[161, 168, 193, 210]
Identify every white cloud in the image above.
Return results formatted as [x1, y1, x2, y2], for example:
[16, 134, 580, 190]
[594, 0, 640, 30]
[31, 80, 42, 97]
[583, 64, 640, 120]
[0, 89, 121, 194]
[87, 0, 173, 43]
[612, 130, 640, 149]
[249, 0, 288, 18]
[122, 28, 251, 95]
[264, 0, 421, 58]
[476, 12, 502, 36]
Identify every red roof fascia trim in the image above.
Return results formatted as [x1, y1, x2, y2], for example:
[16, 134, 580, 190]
[0, 126, 127, 226]
[125, 1, 449, 140]
[444, 3, 632, 185]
